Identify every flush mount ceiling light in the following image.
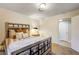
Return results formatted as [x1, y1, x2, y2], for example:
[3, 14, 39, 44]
[59, 20, 63, 22]
[39, 3, 47, 11]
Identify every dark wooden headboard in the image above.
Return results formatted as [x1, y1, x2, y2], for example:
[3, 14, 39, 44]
[5, 22, 30, 38]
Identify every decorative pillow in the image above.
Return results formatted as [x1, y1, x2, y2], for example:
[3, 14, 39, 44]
[16, 32, 23, 40]
[15, 28, 23, 40]
[22, 28, 28, 33]
[9, 29, 16, 39]
[22, 33, 28, 39]
[22, 28, 28, 38]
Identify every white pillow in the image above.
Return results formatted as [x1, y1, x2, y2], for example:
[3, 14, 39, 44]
[22, 33, 28, 39]
[16, 32, 23, 40]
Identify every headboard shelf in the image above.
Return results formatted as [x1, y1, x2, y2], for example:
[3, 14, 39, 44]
[5, 22, 30, 38]
[7, 23, 29, 28]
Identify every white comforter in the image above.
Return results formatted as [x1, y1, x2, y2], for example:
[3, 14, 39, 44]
[6, 36, 51, 55]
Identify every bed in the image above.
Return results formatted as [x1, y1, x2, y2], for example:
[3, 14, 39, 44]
[4, 22, 52, 55]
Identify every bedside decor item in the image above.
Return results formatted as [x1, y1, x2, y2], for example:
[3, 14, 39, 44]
[31, 27, 40, 36]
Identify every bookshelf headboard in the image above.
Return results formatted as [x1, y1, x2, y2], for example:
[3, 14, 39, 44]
[5, 22, 30, 38]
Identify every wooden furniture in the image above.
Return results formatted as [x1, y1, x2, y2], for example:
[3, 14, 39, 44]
[11, 37, 52, 55]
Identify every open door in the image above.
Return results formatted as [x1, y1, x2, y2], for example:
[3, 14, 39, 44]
[59, 18, 71, 43]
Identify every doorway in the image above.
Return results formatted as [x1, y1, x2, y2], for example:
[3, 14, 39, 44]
[58, 18, 71, 47]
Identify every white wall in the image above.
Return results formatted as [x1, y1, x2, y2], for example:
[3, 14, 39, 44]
[0, 8, 31, 44]
[71, 15, 79, 52]
[40, 9, 79, 42]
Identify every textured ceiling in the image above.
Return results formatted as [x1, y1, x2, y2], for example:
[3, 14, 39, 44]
[0, 3, 79, 19]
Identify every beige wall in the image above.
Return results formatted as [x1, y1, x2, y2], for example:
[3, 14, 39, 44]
[0, 8, 31, 44]
[40, 9, 79, 42]
[71, 15, 79, 52]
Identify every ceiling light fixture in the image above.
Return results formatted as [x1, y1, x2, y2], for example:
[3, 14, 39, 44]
[59, 20, 63, 22]
[39, 3, 46, 11]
